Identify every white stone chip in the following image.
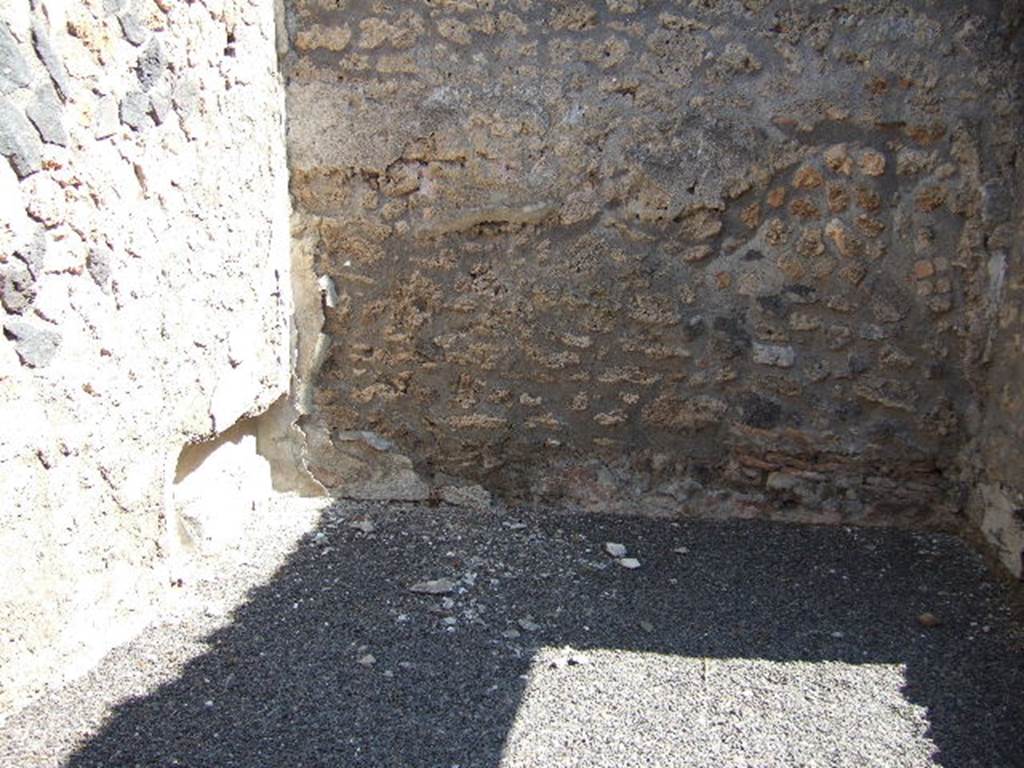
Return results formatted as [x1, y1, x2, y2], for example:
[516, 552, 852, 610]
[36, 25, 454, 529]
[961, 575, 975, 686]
[408, 578, 457, 595]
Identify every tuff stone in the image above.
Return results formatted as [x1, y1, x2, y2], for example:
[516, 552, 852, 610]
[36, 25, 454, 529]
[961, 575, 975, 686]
[857, 150, 886, 177]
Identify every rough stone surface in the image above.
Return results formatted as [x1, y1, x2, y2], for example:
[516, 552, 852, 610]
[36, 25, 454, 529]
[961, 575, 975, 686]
[25, 85, 68, 146]
[0, 21, 31, 94]
[0, 98, 43, 176]
[2, 317, 61, 368]
[284, 0, 1023, 526]
[118, 89, 152, 130]
[31, 18, 70, 100]
[0, 257, 36, 313]
[0, 0, 290, 719]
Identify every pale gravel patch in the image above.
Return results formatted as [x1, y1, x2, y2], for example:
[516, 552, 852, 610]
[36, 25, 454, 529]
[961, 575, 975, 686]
[504, 652, 934, 768]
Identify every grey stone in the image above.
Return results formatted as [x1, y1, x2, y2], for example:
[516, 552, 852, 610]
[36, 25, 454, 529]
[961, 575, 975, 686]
[26, 85, 67, 146]
[3, 318, 61, 368]
[94, 97, 120, 139]
[848, 354, 870, 376]
[859, 324, 886, 341]
[766, 471, 800, 492]
[0, 99, 43, 177]
[31, 20, 70, 101]
[135, 39, 166, 91]
[741, 393, 782, 429]
[17, 228, 46, 278]
[86, 247, 112, 290]
[171, 78, 199, 116]
[980, 180, 1011, 224]
[604, 542, 627, 558]
[752, 343, 796, 368]
[408, 578, 456, 595]
[0, 259, 37, 314]
[0, 22, 32, 95]
[119, 14, 149, 47]
[148, 90, 171, 125]
[119, 91, 153, 131]
[335, 430, 394, 452]
[438, 484, 491, 509]
[102, 0, 127, 15]
[617, 557, 641, 569]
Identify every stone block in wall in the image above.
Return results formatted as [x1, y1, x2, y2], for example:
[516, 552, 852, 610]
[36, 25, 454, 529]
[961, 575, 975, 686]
[0, 21, 31, 94]
[303, 422, 430, 502]
[1, 317, 60, 368]
[25, 84, 67, 146]
[0, 99, 42, 177]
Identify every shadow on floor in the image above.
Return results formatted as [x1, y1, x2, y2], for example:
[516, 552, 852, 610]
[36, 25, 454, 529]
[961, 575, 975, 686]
[64, 505, 1023, 767]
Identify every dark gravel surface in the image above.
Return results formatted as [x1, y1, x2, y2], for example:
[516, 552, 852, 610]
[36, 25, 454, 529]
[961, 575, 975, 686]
[2, 502, 1023, 768]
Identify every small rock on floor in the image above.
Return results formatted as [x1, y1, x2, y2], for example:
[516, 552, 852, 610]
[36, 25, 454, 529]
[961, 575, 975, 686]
[408, 578, 456, 595]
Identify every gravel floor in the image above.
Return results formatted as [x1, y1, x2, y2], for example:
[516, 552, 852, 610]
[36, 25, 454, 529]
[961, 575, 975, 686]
[2, 501, 1022, 768]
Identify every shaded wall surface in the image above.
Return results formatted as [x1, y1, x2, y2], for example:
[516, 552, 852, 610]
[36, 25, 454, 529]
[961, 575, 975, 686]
[961, 154, 1024, 577]
[0, 0, 290, 713]
[285, 1, 1023, 527]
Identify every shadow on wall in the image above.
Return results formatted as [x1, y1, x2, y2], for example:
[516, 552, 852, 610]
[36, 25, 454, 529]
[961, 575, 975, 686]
[64, 508, 1023, 767]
